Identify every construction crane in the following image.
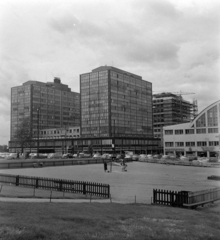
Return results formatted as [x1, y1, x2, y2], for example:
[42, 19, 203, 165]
[153, 91, 196, 122]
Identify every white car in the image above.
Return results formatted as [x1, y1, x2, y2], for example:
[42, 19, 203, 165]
[93, 153, 102, 159]
[79, 153, 91, 158]
[5, 153, 18, 160]
[47, 153, 63, 159]
[0, 152, 10, 159]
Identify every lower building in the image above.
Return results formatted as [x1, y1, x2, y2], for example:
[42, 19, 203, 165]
[163, 100, 220, 158]
[9, 136, 161, 155]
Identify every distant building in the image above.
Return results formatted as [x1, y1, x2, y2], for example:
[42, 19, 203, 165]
[163, 100, 220, 158]
[10, 78, 80, 152]
[153, 92, 197, 138]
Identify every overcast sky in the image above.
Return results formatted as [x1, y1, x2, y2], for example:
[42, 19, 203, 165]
[0, 0, 219, 145]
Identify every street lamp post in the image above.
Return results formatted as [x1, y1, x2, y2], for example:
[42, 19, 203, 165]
[37, 108, 40, 158]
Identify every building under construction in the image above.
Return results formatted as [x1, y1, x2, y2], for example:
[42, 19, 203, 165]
[153, 92, 198, 139]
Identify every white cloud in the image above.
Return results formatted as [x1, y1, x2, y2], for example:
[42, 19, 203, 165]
[0, 0, 219, 144]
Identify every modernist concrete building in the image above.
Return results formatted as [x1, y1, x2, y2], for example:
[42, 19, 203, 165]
[80, 66, 153, 138]
[9, 67, 161, 154]
[163, 100, 220, 158]
[9, 78, 80, 153]
[79, 66, 160, 154]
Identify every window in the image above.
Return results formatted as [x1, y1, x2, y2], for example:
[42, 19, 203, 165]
[185, 129, 194, 134]
[175, 129, 183, 135]
[209, 141, 219, 146]
[186, 142, 195, 147]
[165, 142, 174, 147]
[165, 130, 173, 135]
[208, 128, 218, 133]
[196, 113, 206, 127]
[175, 142, 184, 147]
[197, 141, 207, 146]
[207, 106, 218, 127]
[196, 129, 206, 134]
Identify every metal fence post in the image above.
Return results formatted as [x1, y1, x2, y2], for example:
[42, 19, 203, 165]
[36, 178, 39, 189]
[83, 183, 86, 195]
[15, 175, 19, 186]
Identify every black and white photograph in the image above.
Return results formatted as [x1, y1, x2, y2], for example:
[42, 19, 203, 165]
[0, 0, 219, 239]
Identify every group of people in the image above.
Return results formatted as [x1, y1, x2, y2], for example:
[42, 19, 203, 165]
[103, 159, 127, 173]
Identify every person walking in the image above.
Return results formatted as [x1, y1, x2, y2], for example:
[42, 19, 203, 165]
[104, 161, 108, 172]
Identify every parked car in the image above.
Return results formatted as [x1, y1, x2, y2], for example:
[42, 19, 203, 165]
[5, 153, 17, 160]
[138, 154, 147, 161]
[132, 154, 139, 161]
[79, 152, 91, 158]
[30, 153, 47, 159]
[153, 154, 160, 159]
[161, 155, 170, 159]
[93, 153, 102, 159]
[47, 153, 63, 159]
[62, 153, 74, 158]
[179, 156, 189, 161]
[0, 152, 10, 159]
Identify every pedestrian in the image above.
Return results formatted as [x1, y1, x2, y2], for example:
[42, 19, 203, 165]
[104, 161, 108, 172]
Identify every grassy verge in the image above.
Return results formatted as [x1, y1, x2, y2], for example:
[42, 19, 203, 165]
[0, 201, 219, 240]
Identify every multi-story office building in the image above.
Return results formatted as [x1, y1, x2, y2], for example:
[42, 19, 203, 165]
[10, 78, 80, 143]
[77, 66, 160, 154]
[9, 68, 161, 154]
[153, 92, 197, 139]
[80, 66, 153, 138]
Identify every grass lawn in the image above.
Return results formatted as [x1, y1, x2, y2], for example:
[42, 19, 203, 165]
[0, 202, 220, 240]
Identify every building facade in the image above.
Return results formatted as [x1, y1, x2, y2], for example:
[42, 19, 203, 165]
[9, 68, 161, 154]
[39, 126, 80, 139]
[10, 78, 80, 150]
[153, 92, 197, 139]
[163, 100, 220, 158]
[80, 66, 153, 138]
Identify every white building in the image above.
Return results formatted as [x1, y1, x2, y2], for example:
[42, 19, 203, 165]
[163, 100, 220, 158]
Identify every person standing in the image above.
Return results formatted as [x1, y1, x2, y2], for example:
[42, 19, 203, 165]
[104, 161, 108, 172]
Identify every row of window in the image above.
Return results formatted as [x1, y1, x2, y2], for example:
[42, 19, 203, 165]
[165, 128, 219, 135]
[40, 128, 79, 135]
[165, 141, 219, 147]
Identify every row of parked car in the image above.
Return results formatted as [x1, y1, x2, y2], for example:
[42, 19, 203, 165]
[3, 152, 209, 162]
[2, 152, 92, 160]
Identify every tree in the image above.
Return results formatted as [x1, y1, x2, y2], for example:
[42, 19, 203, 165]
[14, 117, 32, 154]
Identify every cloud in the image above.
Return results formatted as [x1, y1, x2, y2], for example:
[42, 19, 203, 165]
[0, 0, 219, 144]
[48, 4, 79, 33]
